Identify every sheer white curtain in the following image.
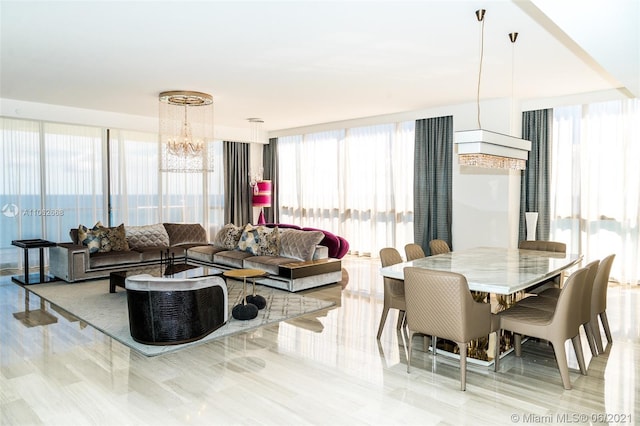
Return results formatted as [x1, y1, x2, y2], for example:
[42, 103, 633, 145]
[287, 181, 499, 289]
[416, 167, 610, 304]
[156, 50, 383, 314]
[110, 130, 159, 225]
[278, 121, 414, 256]
[551, 99, 640, 285]
[0, 118, 104, 271]
[110, 130, 224, 237]
[1, 119, 225, 271]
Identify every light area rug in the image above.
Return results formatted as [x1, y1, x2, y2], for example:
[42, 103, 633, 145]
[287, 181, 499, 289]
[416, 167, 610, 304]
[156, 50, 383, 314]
[26, 278, 334, 357]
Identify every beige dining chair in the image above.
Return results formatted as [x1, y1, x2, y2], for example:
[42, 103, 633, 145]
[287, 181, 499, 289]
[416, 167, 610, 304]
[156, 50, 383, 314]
[494, 266, 589, 390]
[518, 240, 567, 253]
[377, 248, 406, 339]
[404, 243, 426, 261]
[518, 260, 600, 357]
[589, 254, 616, 354]
[518, 240, 567, 292]
[429, 239, 451, 255]
[404, 267, 495, 391]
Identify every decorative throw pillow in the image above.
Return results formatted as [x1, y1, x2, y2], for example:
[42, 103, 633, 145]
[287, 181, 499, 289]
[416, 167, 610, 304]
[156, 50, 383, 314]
[77, 222, 104, 253]
[213, 223, 243, 249]
[237, 224, 263, 255]
[237, 224, 281, 256]
[260, 226, 280, 256]
[102, 223, 130, 251]
[125, 224, 170, 250]
[279, 229, 324, 261]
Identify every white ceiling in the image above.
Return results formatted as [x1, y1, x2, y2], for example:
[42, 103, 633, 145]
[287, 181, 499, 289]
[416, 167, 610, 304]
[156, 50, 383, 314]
[1, 1, 637, 132]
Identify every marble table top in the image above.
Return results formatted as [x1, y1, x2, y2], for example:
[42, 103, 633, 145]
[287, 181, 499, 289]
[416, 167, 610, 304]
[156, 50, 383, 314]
[380, 246, 582, 295]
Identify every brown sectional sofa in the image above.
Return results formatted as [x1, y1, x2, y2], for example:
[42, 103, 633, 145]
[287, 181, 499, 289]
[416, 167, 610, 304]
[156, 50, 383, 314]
[50, 222, 344, 292]
[50, 223, 210, 282]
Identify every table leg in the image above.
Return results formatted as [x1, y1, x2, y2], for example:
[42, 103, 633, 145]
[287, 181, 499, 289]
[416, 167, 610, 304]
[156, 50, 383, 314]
[246, 277, 266, 309]
[39, 247, 45, 283]
[23, 248, 30, 285]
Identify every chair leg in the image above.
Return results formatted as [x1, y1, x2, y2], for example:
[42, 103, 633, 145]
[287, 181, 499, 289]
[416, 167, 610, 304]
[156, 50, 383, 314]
[494, 330, 501, 372]
[583, 322, 598, 357]
[571, 334, 587, 375]
[600, 311, 613, 345]
[459, 342, 467, 391]
[422, 335, 430, 353]
[407, 330, 413, 373]
[514, 334, 522, 357]
[432, 336, 437, 357]
[397, 310, 406, 330]
[591, 313, 605, 354]
[551, 340, 572, 390]
[376, 307, 389, 339]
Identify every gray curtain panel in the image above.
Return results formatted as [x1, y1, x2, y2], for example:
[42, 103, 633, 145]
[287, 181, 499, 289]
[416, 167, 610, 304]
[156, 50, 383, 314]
[223, 141, 252, 226]
[519, 109, 551, 241]
[414, 116, 453, 255]
[262, 137, 279, 224]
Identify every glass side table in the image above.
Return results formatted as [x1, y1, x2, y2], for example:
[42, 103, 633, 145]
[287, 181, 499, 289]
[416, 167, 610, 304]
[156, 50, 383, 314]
[11, 239, 59, 285]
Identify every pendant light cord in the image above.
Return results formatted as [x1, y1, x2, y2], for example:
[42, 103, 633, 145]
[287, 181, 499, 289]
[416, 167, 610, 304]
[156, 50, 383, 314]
[476, 12, 485, 129]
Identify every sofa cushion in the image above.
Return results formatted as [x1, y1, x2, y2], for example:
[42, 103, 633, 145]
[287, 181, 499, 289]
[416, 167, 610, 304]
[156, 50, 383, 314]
[214, 250, 254, 268]
[163, 223, 207, 246]
[243, 255, 296, 275]
[126, 224, 170, 250]
[136, 246, 184, 261]
[237, 224, 280, 256]
[279, 229, 324, 261]
[89, 250, 141, 268]
[213, 223, 244, 249]
[187, 245, 226, 263]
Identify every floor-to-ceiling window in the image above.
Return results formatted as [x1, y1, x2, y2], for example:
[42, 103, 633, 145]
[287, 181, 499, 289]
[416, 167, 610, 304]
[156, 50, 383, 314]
[0, 118, 105, 271]
[278, 121, 415, 256]
[0, 118, 224, 273]
[551, 99, 640, 285]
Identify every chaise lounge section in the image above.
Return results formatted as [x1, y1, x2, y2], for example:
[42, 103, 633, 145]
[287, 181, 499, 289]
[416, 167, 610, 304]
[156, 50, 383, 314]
[187, 223, 344, 292]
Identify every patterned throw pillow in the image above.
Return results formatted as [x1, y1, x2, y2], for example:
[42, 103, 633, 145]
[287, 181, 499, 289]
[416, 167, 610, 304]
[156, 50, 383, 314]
[102, 224, 129, 252]
[237, 224, 262, 255]
[237, 224, 280, 256]
[78, 222, 104, 253]
[261, 226, 280, 256]
[78, 222, 129, 253]
[213, 223, 244, 249]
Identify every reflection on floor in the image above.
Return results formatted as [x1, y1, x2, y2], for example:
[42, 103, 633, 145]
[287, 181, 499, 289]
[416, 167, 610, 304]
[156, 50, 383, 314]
[1, 255, 639, 425]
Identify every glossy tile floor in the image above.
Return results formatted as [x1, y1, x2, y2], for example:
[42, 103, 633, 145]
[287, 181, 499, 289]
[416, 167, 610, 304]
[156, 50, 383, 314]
[1, 255, 639, 426]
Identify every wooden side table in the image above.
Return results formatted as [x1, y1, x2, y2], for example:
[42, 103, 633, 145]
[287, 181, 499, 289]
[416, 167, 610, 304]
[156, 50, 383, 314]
[223, 268, 267, 320]
[11, 239, 58, 285]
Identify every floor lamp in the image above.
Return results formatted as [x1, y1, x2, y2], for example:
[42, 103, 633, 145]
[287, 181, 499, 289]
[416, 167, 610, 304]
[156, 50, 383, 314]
[253, 180, 272, 225]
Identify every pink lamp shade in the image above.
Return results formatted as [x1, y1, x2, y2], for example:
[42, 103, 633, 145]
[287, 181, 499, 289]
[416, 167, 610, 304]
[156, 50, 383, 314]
[252, 180, 272, 207]
[253, 180, 272, 224]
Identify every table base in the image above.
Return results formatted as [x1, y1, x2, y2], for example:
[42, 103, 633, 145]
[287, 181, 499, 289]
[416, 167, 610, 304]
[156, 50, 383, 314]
[12, 273, 58, 286]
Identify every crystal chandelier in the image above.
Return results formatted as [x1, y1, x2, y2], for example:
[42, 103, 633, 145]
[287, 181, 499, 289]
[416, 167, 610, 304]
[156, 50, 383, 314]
[159, 90, 214, 173]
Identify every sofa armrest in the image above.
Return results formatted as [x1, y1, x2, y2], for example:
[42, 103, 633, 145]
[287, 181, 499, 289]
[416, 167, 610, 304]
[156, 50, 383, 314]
[312, 245, 329, 260]
[49, 243, 90, 282]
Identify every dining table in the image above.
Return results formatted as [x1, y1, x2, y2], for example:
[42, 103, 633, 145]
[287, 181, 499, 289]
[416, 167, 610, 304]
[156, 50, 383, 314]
[379, 246, 582, 296]
[379, 246, 583, 364]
